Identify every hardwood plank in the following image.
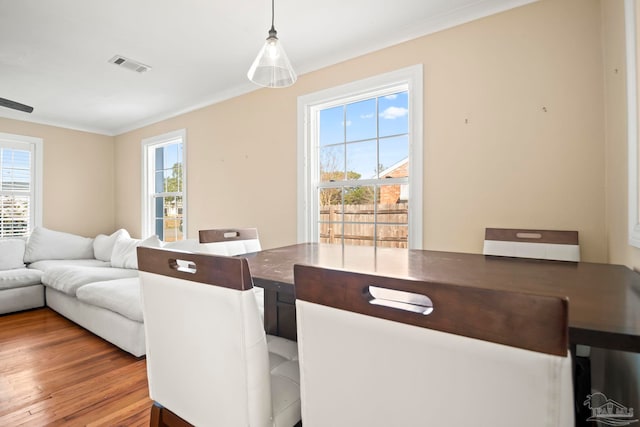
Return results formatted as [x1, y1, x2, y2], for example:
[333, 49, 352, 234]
[0, 308, 152, 426]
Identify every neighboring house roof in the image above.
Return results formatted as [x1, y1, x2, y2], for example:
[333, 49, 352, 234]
[371, 158, 409, 179]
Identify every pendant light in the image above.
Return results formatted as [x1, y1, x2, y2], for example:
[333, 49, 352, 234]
[247, 0, 297, 88]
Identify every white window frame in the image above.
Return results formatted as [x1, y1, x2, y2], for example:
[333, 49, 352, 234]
[626, 0, 640, 247]
[297, 65, 423, 249]
[0, 132, 43, 238]
[141, 129, 187, 240]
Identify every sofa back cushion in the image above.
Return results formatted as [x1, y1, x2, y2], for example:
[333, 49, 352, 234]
[24, 227, 94, 263]
[94, 229, 130, 262]
[111, 235, 162, 269]
[0, 238, 26, 270]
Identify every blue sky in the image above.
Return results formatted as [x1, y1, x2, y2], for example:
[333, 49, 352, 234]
[319, 91, 408, 180]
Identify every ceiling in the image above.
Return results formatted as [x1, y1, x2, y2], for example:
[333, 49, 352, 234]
[0, 0, 535, 136]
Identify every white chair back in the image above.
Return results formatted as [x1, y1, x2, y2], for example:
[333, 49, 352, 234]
[199, 227, 265, 320]
[137, 247, 299, 427]
[483, 227, 580, 261]
[199, 228, 262, 256]
[294, 265, 574, 427]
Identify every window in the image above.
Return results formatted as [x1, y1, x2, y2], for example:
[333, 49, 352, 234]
[142, 129, 186, 242]
[298, 65, 423, 249]
[0, 132, 43, 239]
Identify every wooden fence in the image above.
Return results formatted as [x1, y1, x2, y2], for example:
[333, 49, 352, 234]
[319, 203, 408, 248]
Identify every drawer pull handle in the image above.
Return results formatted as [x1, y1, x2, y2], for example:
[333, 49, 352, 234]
[366, 285, 433, 315]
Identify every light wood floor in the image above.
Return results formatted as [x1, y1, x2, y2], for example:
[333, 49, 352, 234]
[0, 308, 152, 426]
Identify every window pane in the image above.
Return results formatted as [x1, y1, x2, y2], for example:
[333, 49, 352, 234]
[174, 164, 183, 192]
[162, 195, 183, 242]
[346, 140, 377, 180]
[376, 224, 408, 248]
[0, 195, 30, 238]
[154, 196, 164, 218]
[164, 143, 180, 169]
[155, 218, 164, 240]
[1, 170, 10, 190]
[12, 150, 30, 169]
[1, 149, 14, 168]
[320, 146, 345, 182]
[379, 135, 409, 178]
[319, 188, 343, 216]
[344, 185, 375, 205]
[319, 187, 344, 245]
[346, 98, 376, 142]
[378, 91, 408, 137]
[12, 170, 30, 191]
[164, 169, 173, 193]
[343, 185, 375, 246]
[154, 171, 164, 193]
[342, 221, 374, 246]
[378, 181, 409, 206]
[319, 222, 343, 245]
[377, 186, 408, 248]
[155, 147, 164, 171]
[319, 106, 344, 146]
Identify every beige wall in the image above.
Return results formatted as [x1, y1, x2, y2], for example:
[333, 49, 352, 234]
[0, 118, 115, 237]
[115, 0, 608, 261]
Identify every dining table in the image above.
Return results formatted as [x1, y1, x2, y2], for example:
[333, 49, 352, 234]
[244, 242, 640, 353]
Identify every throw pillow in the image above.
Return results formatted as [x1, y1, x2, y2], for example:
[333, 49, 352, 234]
[24, 227, 94, 263]
[111, 235, 161, 269]
[0, 238, 26, 270]
[93, 229, 130, 262]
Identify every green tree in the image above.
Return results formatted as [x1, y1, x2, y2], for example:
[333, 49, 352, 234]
[165, 163, 182, 193]
[344, 186, 374, 205]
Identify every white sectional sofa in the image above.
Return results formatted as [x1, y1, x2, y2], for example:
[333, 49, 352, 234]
[0, 226, 263, 358]
[0, 227, 169, 357]
[0, 238, 44, 314]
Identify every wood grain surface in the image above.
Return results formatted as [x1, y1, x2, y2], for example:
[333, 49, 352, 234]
[0, 308, 152, 426]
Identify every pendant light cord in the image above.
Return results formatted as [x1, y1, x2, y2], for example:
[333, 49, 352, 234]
[269, 0, 277, 37]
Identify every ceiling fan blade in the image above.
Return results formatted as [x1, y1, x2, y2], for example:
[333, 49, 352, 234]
[0, 97, 34, 113]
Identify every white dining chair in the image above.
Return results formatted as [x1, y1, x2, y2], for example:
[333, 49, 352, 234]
[482, 227, 580, 262]
[137, 247, 301, 427]
[482, 227, 588, 420]
[294, 264, 574, 427]
[198, 227, 262, 256]
[199, 227, 265, 320]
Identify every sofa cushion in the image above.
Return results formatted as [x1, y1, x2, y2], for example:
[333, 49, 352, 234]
[111, 235, 161, 269]
[42, 266, 139, 296]
[24, 227, 94, 263]
[94, 229, 130, 262]
[0, 238, 26, 270]
[0, 268, 43, 290]
[76, 277, 143, 322]
[28, 259, 111, 273]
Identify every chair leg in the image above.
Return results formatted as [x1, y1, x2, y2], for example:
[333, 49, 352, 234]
[149, 403, 162, 427]
[572, 352, 593, 426]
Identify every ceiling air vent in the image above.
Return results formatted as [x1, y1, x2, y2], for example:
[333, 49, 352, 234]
[108, 55, 151, 73]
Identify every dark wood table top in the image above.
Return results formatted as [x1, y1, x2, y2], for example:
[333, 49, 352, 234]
[245, 243, 640, 352]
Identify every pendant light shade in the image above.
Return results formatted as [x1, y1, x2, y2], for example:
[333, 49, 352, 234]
[247, 0, 296, 88]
